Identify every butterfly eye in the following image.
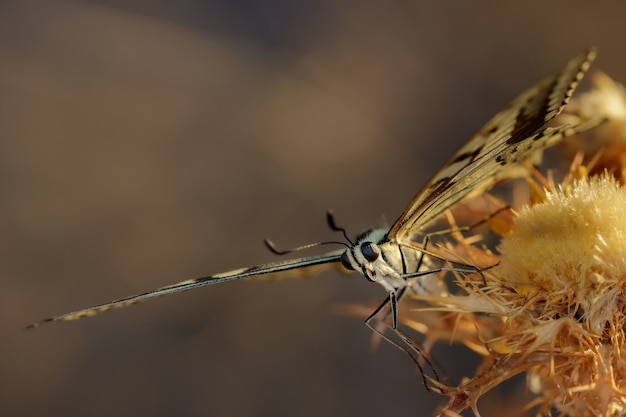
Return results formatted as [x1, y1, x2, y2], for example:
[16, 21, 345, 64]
[340, 252, 355, 270]
[361, 242, 380, 262]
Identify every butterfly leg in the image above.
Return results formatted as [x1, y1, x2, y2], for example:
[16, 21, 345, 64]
[421, 204, 511, 244]
[365, 289, 399, 328]
[389, 291, 398, 328]
[364, 312, 440, 391]
[406, 205, 510, 287]
[365, 286, 410, 330]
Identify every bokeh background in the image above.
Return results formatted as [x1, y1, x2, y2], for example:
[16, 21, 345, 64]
[4, 2, 626, 416]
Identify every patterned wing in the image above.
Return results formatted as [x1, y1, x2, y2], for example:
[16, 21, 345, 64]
[388, 48, 598, 241]
[27, 251, 343, 328]
[28, 48, 600, 329]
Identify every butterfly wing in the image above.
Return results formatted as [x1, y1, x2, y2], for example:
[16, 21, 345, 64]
[388, 48, 598, 242]
[28, 49, 600, 329]
[27, 251, 343, 328]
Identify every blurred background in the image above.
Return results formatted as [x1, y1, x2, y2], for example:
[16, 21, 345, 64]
[3, 1, 626, 416]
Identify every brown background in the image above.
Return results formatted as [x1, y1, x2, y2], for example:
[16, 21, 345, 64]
[4, 2, 626, 416]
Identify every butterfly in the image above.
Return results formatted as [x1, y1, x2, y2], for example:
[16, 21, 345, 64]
[28, 48, 599, 330]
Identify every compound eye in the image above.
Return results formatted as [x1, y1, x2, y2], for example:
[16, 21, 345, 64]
[361, 242, 380, 262]
[340, 252, 355, 270]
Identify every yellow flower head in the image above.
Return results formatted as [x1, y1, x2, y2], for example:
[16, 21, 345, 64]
[497, 175, 626, 337]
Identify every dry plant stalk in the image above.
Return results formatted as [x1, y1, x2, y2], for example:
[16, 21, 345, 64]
[397, 72, 626, 416]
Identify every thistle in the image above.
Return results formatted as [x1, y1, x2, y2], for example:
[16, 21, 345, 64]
[395, 71, 626, 416]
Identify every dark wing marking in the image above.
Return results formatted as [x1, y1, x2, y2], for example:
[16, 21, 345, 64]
[387, 48, 597, 241]
[27, 252, 343, 328]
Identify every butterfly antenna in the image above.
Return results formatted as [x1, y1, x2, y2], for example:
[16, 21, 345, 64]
[264, 211, 353, 256]
[326, 211, 353, 245]
[264, 238, 348, 256]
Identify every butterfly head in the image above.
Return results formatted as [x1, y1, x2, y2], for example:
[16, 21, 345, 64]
[340, 228, 391, 282]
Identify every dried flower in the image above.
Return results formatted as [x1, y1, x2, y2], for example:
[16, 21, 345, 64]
[393, 72, 626, 417]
